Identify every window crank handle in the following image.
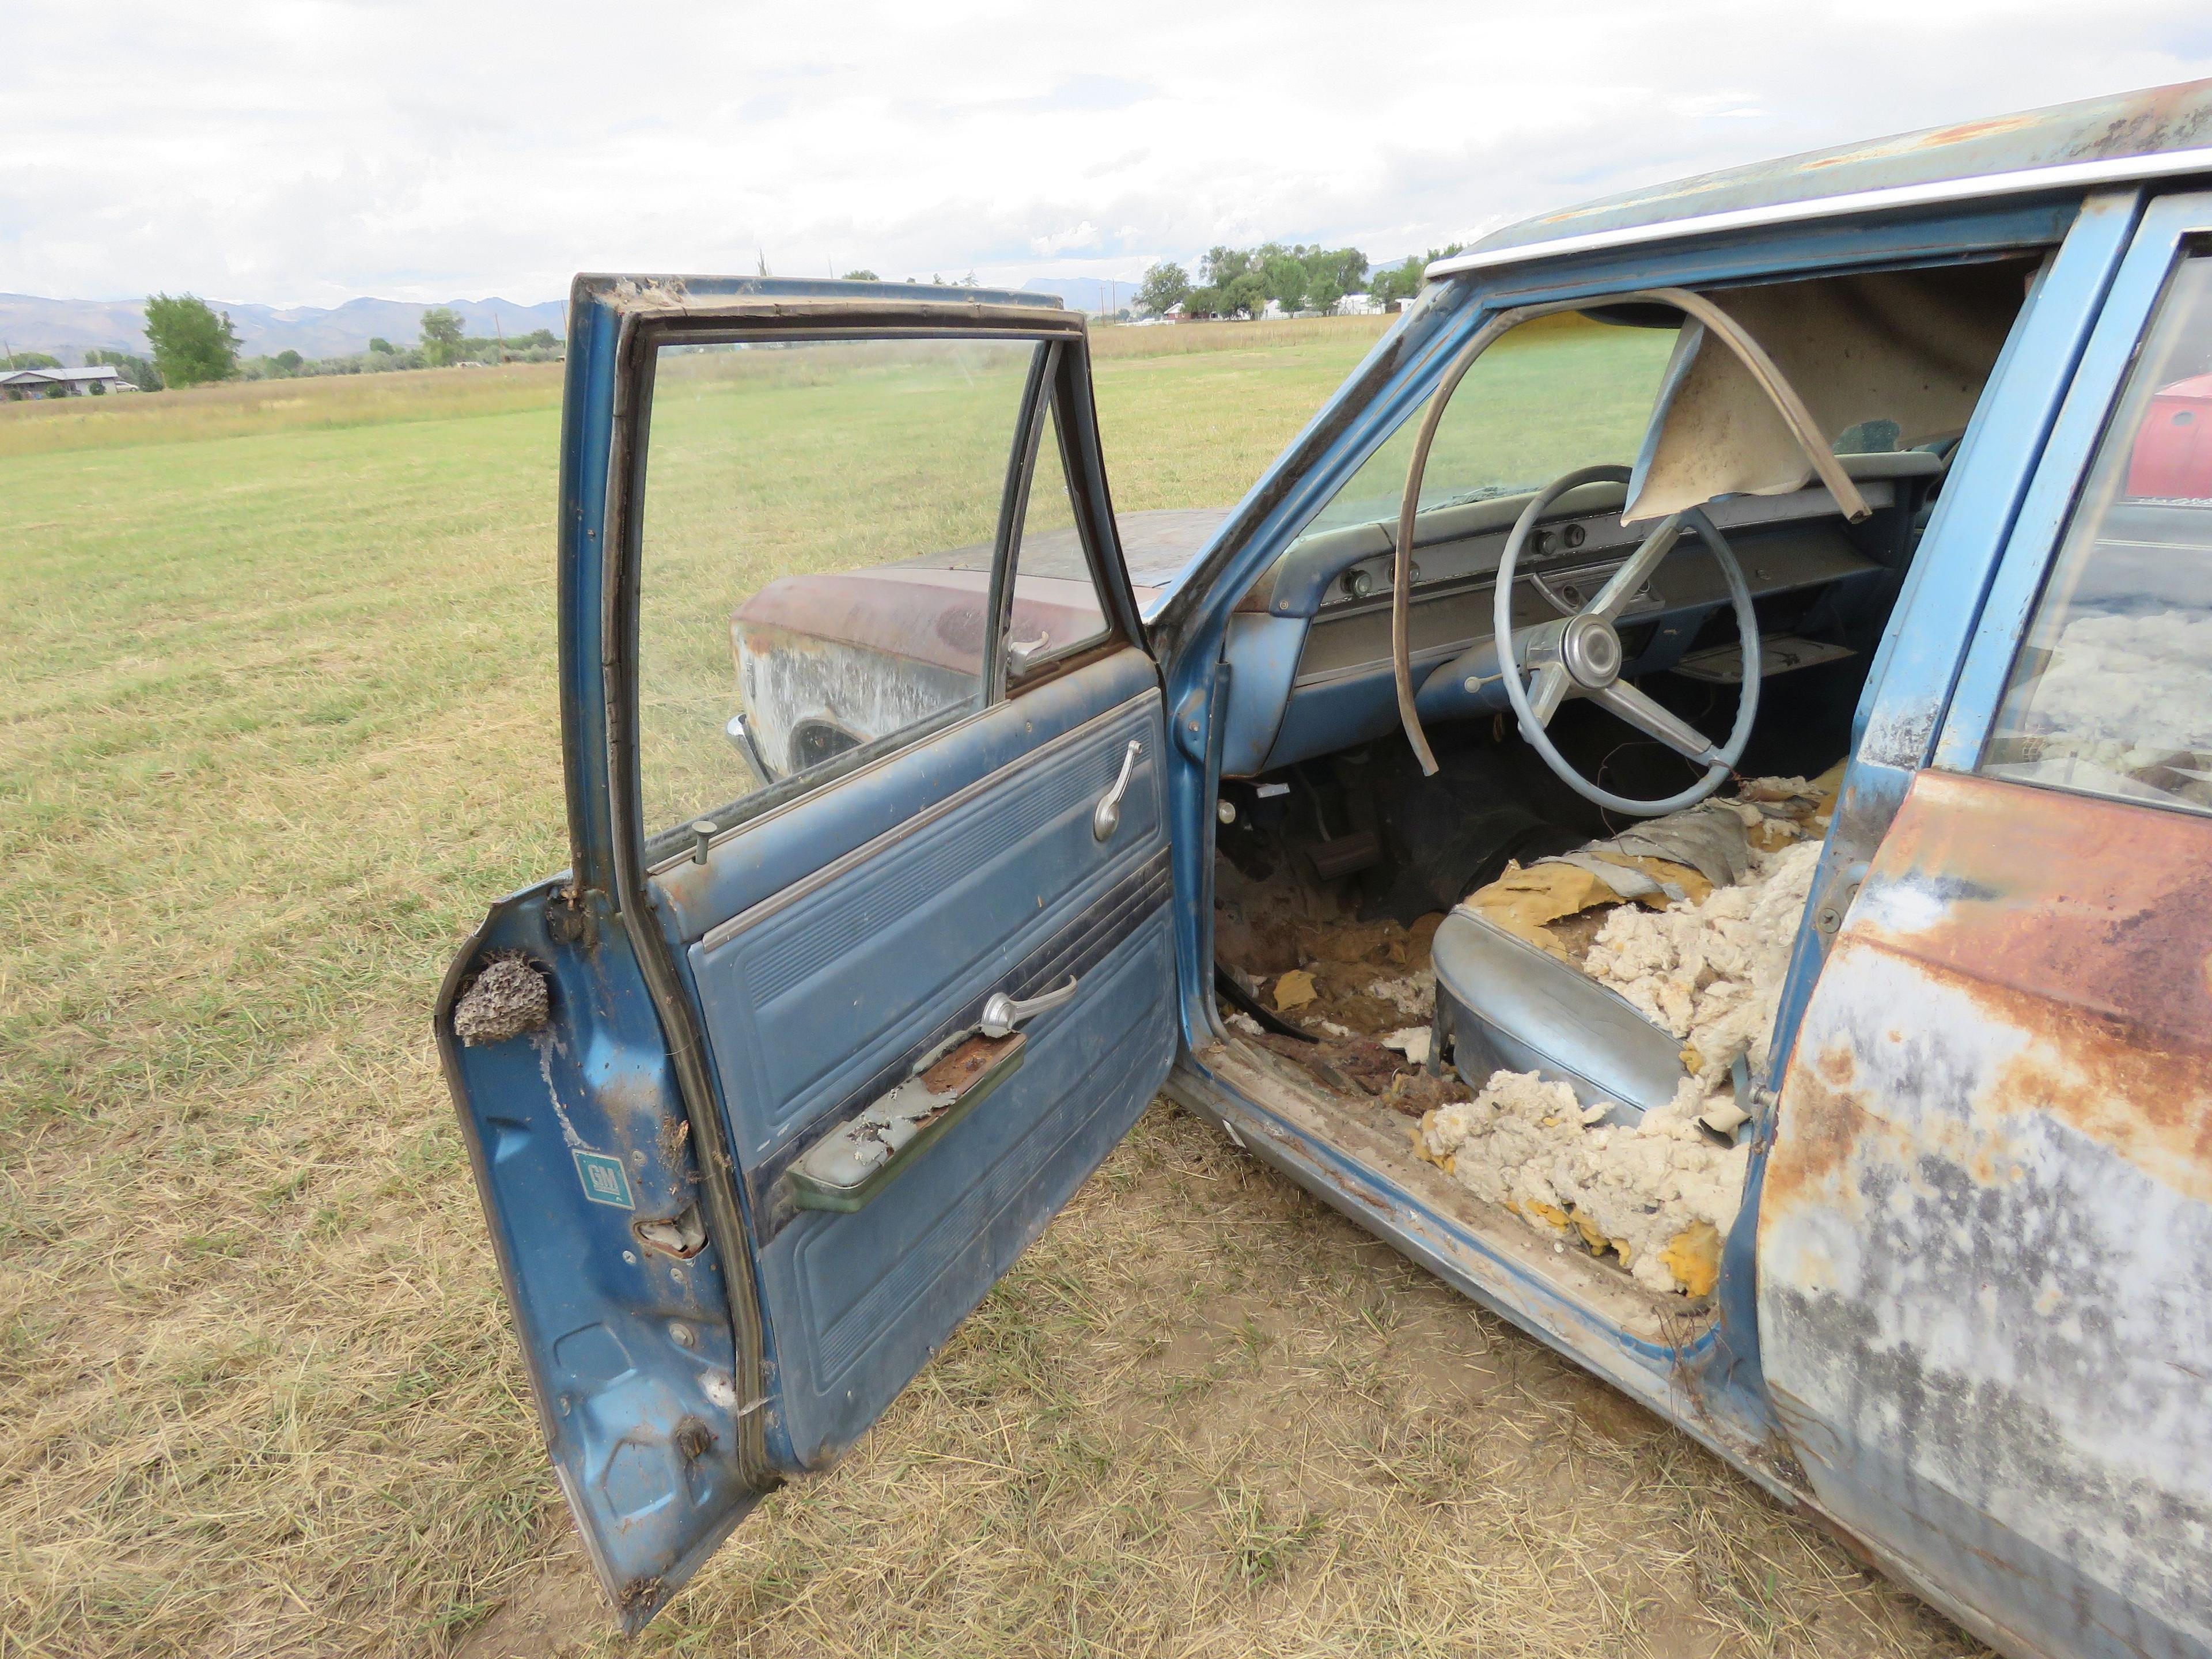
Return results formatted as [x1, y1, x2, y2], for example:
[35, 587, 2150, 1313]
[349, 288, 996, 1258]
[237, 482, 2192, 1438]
[1092, 740, 1141, 841]
[979, 976, 1079, 1039]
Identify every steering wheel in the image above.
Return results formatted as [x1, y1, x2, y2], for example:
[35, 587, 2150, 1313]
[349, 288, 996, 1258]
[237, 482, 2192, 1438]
[1495, 464, 1760, 817]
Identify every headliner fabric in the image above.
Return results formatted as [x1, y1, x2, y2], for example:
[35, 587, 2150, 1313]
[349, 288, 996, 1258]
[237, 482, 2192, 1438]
[1623, 262, 2029, 522]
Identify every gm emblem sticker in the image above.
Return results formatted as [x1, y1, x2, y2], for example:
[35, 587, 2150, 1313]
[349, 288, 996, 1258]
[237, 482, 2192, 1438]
[573, 1149, 636, 1210]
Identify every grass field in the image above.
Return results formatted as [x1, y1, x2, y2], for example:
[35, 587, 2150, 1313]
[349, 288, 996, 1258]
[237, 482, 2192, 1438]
[2, 316, 1975, 1657]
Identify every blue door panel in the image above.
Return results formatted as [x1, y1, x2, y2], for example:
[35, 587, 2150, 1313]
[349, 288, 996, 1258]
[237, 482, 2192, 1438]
[437, 881, 755, 1612]
[667, 654, 1176, 1474]
[651, 648, 1161, 945]
[768, 909, 1176, 1464]
[684, 687, 1164, 1164]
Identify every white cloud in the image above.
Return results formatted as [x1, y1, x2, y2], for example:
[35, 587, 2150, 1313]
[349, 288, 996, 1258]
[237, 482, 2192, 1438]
[1030, 221, 1100, 257]
[1, 0, 2208, 305]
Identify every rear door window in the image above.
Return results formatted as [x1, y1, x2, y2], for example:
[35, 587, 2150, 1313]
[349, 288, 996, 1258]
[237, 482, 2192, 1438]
[1983, 251, 2212, 812]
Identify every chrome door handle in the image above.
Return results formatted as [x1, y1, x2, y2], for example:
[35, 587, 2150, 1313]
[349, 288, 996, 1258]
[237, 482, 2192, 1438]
[979, 976, 1078, 1038]
[1093, 740, 1141, 841]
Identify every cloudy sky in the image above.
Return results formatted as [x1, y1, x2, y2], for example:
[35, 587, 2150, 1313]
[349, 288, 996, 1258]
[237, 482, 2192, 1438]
[6, 0, 2211, 308]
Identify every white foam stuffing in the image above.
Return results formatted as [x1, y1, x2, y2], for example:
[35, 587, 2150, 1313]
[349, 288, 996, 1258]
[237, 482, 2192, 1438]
[1419, 1070, 1749, 1296]
[1381, 1027, 1431, 1066]
[1369, 975, 1435, 1019]
[1417, 812, 1821, 1294]
[1580, 838, 1824, 1082]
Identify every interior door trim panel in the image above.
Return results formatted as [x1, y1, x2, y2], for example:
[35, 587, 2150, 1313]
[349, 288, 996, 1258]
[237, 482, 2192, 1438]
[665, 652, 1178, 1472]
[742, 843, 1173, 1240]
[651, 649, 1161, 944]
[685, 687, 1164, 1155]
[769, 911, 1175, 1466]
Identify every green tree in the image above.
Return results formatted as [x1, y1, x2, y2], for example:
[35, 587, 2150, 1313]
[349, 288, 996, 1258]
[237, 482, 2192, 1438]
[1308, 277, 1343, 316]
[1225, 270, 1269, 319]
[143, 293, 240, 386]
[86, 347, 161, 390]
[1369, 245, 1466, 309]
[1260, 252, 1308, 312]
[272, 349, 304, 374]
[419, 307, 465, 366]
[4, 350, 62, 369]
[1135, 260, 1191, 316]
[1199, 245, 1249, 287]
[368, 336, 395, 355]
[842, 268, 880, 281]
[1308, 246, 1368, 296]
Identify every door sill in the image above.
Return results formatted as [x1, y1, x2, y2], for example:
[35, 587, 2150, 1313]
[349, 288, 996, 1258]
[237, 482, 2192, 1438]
[1168, 1037, 1797, 1506]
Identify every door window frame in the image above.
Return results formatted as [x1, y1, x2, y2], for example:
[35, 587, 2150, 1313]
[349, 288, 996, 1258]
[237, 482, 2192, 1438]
[1934, 188, 2212, 777]
[604, 302, 1145, 881]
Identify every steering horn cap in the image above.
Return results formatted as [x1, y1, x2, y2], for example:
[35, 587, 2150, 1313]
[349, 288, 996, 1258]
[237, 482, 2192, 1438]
[1560, 613, 1623, 690]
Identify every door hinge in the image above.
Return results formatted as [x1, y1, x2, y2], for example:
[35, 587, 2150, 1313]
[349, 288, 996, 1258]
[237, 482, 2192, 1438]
[545, 888, 597, 948]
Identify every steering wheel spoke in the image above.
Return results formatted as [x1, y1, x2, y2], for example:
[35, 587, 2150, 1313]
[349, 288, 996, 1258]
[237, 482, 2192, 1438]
[1589, 514, 1683, 622]
[1592, 680, 1722, 765]
[1525, 662, 1570, 729]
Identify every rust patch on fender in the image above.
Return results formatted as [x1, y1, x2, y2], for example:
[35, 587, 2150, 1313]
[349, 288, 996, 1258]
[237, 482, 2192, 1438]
[1817, 772, 2212, 1203]
[1856, 771, 2212, 1056]
[1764, 1038, 1873, 1209]
[1760, 770, 2212, 1648]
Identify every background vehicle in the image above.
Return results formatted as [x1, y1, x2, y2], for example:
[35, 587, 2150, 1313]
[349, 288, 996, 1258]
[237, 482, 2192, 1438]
[442, 80, 2212, 1656]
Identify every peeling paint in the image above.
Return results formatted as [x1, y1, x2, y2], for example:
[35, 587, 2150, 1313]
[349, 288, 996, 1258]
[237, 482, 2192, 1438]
[1762, 770, 2212, 1653]
[531, 1028, 588, 1151]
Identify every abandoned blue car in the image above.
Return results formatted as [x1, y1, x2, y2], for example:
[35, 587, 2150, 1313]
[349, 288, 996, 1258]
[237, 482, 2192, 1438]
[441, 79, 2212, 1654]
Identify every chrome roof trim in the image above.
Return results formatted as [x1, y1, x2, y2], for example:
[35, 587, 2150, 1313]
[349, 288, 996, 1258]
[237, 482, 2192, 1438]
[1426, 146, 2212, 281]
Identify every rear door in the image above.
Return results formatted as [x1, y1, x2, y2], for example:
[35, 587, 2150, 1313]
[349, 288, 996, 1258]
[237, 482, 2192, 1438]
[437, 279, 1180, 1628]
[1759, 192, 2212, 1658]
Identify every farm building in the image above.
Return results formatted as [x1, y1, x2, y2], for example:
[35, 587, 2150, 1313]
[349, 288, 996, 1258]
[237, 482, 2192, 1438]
[1, 365, 135, 400]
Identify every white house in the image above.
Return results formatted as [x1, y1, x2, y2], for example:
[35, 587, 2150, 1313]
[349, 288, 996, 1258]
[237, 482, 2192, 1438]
[0, 365, 135, 400]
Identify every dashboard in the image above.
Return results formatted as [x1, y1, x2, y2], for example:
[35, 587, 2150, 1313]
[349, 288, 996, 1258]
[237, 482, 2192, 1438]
[1218, 451, 1942, 777]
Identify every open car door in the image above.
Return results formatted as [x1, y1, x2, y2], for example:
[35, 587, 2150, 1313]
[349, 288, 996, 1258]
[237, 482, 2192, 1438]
[435, 278, 1180, 1629]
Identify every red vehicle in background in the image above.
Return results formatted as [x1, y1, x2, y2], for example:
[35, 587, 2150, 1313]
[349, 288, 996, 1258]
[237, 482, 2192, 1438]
[2130, 372, 2212, 498]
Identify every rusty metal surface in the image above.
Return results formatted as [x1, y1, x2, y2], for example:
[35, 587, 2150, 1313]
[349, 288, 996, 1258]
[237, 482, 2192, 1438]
[1760, 768, 2212, 1657]
[1444, 80, 2212, 273]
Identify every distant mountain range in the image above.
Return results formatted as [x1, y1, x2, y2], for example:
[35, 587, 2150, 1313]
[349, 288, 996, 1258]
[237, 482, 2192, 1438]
[0, 293, 569, 362]
[2, 266, 1407, 362]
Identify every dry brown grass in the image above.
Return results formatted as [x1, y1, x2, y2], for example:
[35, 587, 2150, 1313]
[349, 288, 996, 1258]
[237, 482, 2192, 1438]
[1089, 314, 1392, 358]
[475, 1101, 1979, 1659]
[1, 340, 1982, 1658]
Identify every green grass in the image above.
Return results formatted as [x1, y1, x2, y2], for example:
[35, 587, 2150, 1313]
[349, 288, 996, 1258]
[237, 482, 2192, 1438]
[0, 321, 1975, 1658]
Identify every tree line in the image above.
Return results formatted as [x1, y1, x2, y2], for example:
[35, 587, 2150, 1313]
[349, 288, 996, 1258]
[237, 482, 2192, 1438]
[3, 297, 564, 396]
[1134, 242, 1468, 320]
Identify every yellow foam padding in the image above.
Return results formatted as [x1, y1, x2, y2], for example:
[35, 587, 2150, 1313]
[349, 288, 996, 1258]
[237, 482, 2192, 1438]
[1660, 1222, 1724, 1297]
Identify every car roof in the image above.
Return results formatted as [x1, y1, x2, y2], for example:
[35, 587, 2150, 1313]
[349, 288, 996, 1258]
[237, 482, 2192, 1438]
[1431, 78, 2212, 279]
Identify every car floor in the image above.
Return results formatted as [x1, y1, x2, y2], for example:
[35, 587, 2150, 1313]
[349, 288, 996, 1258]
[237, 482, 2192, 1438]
[1210, 830, 1726, 1330]
[1210, 724, 1846, 1312]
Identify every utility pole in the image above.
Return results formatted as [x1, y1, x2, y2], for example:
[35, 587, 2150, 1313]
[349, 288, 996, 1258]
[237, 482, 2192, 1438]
[493, 309, 505, 365]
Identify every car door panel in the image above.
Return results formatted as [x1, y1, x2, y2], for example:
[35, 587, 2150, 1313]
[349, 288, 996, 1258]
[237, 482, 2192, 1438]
[767, 899, 1175, 1463]
[675, 669, 1172, 1464]
[1760, 191, 2212, 1659]
[1761, 771, 2212, 1659]
[677, 675, 1166, 1164]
